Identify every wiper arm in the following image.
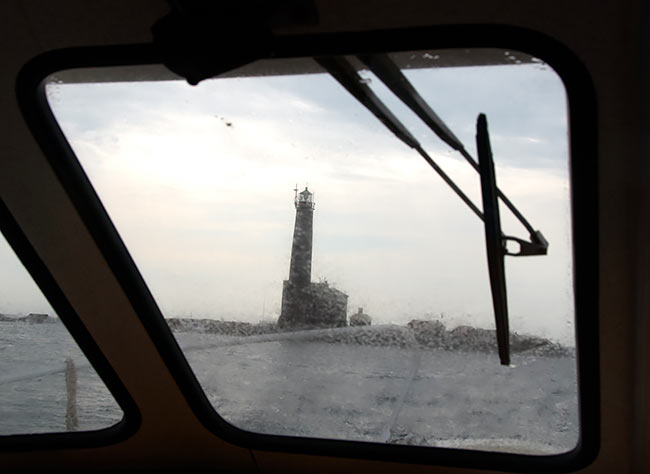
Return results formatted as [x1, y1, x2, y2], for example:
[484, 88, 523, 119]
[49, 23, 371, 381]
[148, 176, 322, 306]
[357, 54, 467, 153]
[315, 56, 484, 222]
[357, 53, 544, 245]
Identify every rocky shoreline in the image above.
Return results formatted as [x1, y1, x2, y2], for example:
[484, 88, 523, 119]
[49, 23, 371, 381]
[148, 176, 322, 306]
[166, 318, 573, 357]
[0, 313, 50, 324]
[0, 312, 571, 357]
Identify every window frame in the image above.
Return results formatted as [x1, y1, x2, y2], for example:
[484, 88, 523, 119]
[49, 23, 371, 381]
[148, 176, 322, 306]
[0, 200, 141, 450]
[13, 24, 599, 472]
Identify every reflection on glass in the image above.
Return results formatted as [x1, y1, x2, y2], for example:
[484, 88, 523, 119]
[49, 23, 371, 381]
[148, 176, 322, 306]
[46, 50, 577, 453]
[0, 235, 123, 434]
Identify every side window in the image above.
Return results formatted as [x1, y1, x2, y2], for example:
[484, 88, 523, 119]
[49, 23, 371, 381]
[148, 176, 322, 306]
[45, 50, 577, 454]
[0, 233, 123, 435]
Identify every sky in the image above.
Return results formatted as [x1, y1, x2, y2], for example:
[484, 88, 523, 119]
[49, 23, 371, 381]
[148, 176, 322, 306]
[0, 52, 576, 344]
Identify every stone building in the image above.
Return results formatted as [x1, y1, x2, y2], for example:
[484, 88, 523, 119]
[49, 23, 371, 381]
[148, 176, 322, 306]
[349, 307, 372, 326]
[278, 187, 348, 329]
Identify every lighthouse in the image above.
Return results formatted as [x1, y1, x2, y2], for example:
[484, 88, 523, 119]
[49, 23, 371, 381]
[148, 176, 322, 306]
[288, 187, 315, 288]
[278, 187, 348, 329]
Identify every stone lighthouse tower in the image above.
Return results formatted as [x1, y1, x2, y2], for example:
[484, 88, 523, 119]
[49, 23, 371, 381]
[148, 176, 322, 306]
[288, 187, 315, 288]
[278, 187, 348, 329]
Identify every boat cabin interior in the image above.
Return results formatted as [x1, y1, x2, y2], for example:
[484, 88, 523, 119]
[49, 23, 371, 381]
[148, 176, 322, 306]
[1, 0, 649, 472]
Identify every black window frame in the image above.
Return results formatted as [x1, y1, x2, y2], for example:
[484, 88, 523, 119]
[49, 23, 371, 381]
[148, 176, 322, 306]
[12, 24, 599, 472]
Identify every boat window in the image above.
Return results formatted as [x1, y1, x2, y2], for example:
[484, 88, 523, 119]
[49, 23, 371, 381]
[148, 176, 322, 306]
[44, 50, 578, 454]
[0, 233, 123, 435]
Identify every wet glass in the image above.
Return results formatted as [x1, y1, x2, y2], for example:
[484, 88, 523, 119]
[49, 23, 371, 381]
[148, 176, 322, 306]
[45, 50, 577, 453]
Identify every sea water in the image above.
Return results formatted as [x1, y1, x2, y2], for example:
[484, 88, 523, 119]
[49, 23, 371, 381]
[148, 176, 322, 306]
[1, 321, 579, 454]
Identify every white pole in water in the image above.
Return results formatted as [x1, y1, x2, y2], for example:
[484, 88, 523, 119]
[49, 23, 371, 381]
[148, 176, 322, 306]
[64, 357, 78, 431]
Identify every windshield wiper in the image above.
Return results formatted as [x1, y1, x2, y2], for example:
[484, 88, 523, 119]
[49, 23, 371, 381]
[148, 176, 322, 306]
[477, 114, 510, 365]
[316, 54, 549, 365]
[357, 54, 548, 256]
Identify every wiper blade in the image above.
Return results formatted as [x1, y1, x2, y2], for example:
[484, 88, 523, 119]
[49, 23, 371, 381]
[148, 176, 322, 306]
[477, 114, 510, 365]
[358, 53, 544, 244]
[315, 56, 484, 222]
